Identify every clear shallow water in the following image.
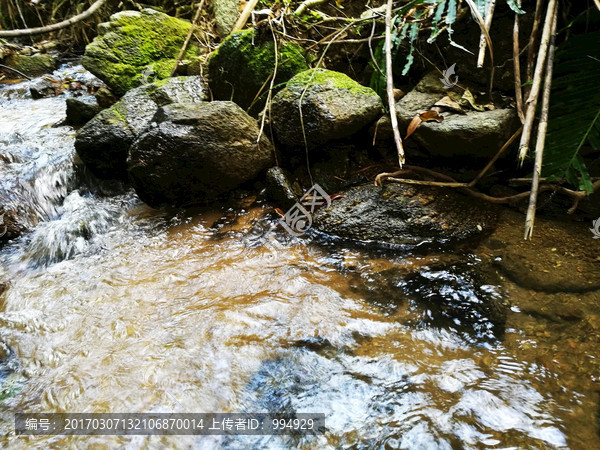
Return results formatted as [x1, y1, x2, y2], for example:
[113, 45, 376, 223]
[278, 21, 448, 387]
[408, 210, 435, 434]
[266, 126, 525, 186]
[0, 68, 598, 449]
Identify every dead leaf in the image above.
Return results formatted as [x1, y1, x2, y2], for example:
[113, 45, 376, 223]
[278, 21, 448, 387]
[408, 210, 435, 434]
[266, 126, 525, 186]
[393, 89, 405, 101]
[434, 95, 464, 113]
[405, 114, 423, 139]
[460, 88, 485, 112]
[406, 110, 444, 139]
[419, 110, 444, 123]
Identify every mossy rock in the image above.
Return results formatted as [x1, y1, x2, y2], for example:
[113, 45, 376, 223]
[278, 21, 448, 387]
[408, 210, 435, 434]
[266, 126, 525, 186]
[4, 53, 57, 77]
[82, 9, 201, 95]
[271, 68, 383, 149]
[208, 29, 309, 113]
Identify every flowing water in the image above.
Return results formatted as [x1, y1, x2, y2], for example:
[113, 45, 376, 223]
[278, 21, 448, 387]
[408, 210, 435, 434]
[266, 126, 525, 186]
[0, 66, 599, 449]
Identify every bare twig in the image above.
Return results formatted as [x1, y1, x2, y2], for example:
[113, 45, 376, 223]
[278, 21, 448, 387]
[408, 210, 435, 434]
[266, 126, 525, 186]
[469, 126, 523, 187]
[0, 0, 109, 38]
[518, 0, 557, 164]
[232, 0, 260, 33]
[463, 0, 495, 95]
[385, 0, 405, 167]
[477, 0, 496, 68]
[0, 63, 32, 80]
[525, 0, 545, 99]
[171, 0, 205, 77]
[513, 0, 525, 123]
[524, 2, 557, 239]
[295, 0, 328, 16]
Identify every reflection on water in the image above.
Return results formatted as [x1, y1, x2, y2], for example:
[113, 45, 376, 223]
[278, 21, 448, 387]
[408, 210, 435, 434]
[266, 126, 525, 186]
[0, 68, 598, 449]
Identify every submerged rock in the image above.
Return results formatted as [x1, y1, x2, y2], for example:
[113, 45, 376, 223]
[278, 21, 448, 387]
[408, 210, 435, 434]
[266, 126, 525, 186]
[75, 76, 208, 180]
[82, 9, 203, 95]
[271, 69, 383, 149]
[128, 101, 274, 207]
[313, 183, 497, 249]
[208, 29, 309, 112]
[395, 73, 519, 158]
[4, 53, 57, 77]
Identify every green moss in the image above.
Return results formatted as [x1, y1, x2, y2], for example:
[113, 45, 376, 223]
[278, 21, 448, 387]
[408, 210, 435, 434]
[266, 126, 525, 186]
[289, 69, 378, 96]
[82, 9, 200, 95]
[5, 53, 57, 77]
[208, 29, 309, 113]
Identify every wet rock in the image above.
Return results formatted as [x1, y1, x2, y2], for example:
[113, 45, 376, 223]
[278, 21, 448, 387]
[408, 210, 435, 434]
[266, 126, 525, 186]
[4, 53, 57, 77]
[212, 0, 240, 37]
[65, 97, 103, 126]
[271, 69, 383, 150]
[394, 72, 520, 158]
[82, 9, 203, 95]
[313, 183, 497, 249]
[208, 29, 308, 112]
[128, 101, 274, 207]
[75, 76, 208, 180]
[29, 79, 63, 99]
[94, 87, 118, 108]
[265, 167, 301, 210]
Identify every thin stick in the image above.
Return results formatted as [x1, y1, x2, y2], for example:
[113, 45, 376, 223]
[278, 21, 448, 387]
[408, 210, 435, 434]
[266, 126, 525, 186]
[232, 0, 260, 33]
[0, 0, 109, 38]
[525, 0, 545, 100]
[517, 0, 556, 164]
[295, 0, 328, 16]
[469, 126, 523, 187]
[477, 0, 496, 68]
[524, 2, 557, 239]
[513, 0, 525, 123]
[0, 63, 32, 80]
[463, 0, 495, 95]
[385, 0, 405, 167]
[171, 0, 205, 77]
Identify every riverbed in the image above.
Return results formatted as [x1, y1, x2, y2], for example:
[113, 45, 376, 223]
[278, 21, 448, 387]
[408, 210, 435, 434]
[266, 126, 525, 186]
[0, 66, 598, 449]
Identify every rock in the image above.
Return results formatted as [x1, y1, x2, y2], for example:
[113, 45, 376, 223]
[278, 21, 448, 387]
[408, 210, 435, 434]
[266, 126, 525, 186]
[265, 167, 302, 210]
[271, 69, 383, 149]
[208, 29, 309, 112]
[313, 183, 497, 249]
[65, 97, 103, 126]
[75, 76, 208, 180]
[82, 9, 203, 95]
[128, 101, 275, 207]
[395, 72, 520, 158]
[94, 87, 118, 108]
[29, 79, 63, 99]
[212, 0, 240, 37]
[4, 53, 57, 77]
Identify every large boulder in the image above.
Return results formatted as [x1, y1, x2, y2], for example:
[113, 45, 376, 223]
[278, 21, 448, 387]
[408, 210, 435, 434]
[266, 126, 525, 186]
[82, 9, 203, 95]
[75, 76, 208, 180]
[128, 101, 275, 207]
[208, 29, 309, 112]
[313, 183, 497, 249]
[395, 72, 520, 158]
[271, 69, 383, 149]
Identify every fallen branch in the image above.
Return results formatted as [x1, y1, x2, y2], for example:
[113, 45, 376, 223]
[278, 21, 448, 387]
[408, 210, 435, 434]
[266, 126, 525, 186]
[0, 0, 109, 38]
[171, 0, 205, 76]
[518, 0, 557, 164]
[295, 0, 328, 16]
[385, 0, 405, 167]
[524, 1, 557, 239]
[232, 0, 260, 33]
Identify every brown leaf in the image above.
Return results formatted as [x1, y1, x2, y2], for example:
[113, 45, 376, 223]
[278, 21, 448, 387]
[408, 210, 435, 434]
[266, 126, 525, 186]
[419, 110, 444, 123]
[434, 95, 464, 113]
[405, 114, 423, 139]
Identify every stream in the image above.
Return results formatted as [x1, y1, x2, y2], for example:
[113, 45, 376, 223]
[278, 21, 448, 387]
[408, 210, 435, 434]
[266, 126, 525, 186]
[0, 66, 598, 449]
